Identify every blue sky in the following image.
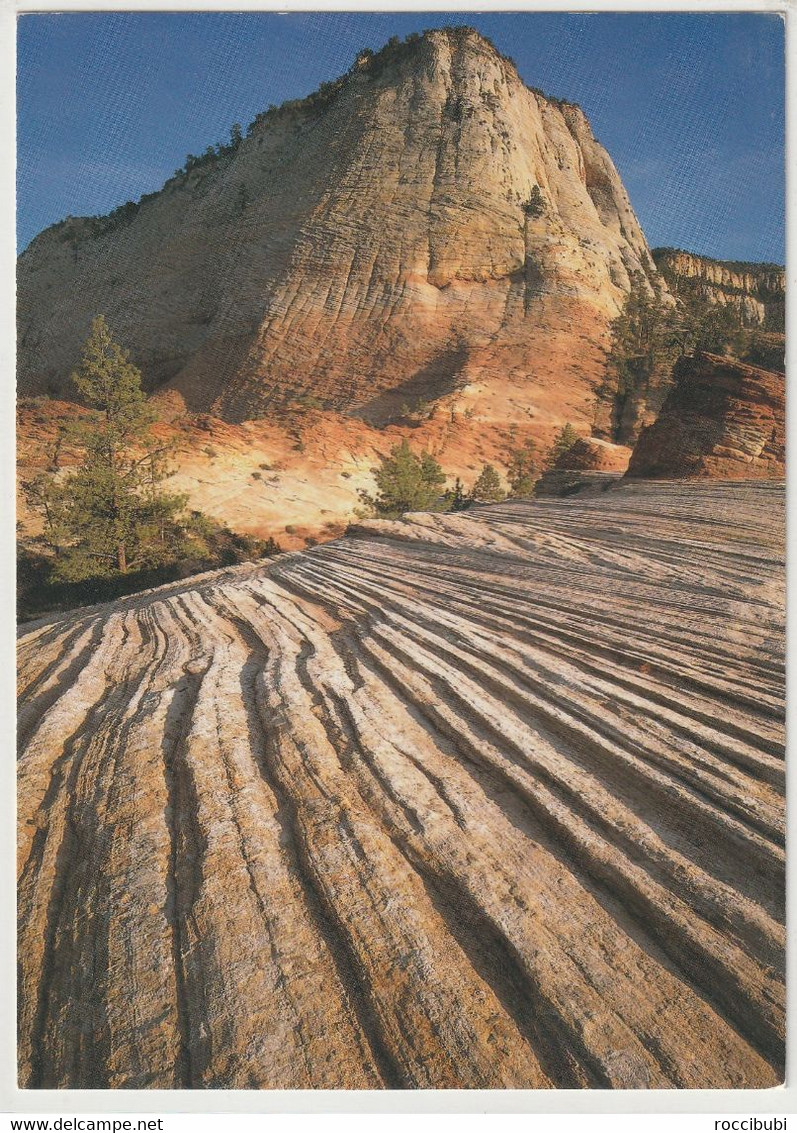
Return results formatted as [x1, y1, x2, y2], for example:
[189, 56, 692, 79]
[17, 11, 785, 263]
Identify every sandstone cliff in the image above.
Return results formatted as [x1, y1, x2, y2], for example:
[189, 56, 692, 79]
[18, 481, 784, 1089]
[19, 28, 664, 443]
[627, 352, 785, 480]
[652, 248, 784, 330]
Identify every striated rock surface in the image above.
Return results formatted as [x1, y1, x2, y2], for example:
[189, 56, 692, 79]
[19, 28, 663, 441]
[627, 352, 785, 480]
[653, 248, 784, 329]
[533, 469, 622, 498]
[18, 481, 784, 1089]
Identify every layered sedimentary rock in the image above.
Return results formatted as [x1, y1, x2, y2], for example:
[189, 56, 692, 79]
[18, 481, 784, 1089]
[653, 248, 784, 329]
[18, 28, 664, 440]
[553, 435, 630, 472]
[627, 352, 785, 480]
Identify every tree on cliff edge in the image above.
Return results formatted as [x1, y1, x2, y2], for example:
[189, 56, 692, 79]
[26, 316, 185, 579]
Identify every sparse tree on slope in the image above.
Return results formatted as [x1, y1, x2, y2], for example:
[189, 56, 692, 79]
[445, 477, 470, 512]
[505, 436, 538, 497]
[547, 422, 580, 469]
[26, 316, 185, 579]
[359, 439, 446, 517]
[470, 464, 506, 503]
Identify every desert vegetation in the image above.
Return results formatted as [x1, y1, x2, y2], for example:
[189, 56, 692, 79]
[358, 428, 562, 519]
[357, 439, 447, 517]
[19, 318, 282, 621]
[600, 272, 785, 441]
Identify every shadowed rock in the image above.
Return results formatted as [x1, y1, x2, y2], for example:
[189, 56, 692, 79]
[627, 352, 785, 480]
[553, 436, 631, 472]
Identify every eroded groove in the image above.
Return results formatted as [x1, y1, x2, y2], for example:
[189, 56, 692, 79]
[161, 666, 209, 1087]
[17, 481, 785, 1089]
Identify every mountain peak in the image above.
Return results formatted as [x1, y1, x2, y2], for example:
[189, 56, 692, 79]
[19, 29, 661, 437]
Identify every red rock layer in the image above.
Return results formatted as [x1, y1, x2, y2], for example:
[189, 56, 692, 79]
[626, 352, 785, 480]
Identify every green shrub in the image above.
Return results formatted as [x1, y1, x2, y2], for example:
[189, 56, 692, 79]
[470, 464, 506, 503]
[358, 439, 447, 517]
[523, 185, 545, 218]
[547, 423, 579, 469]
[505, 436, 538, 497]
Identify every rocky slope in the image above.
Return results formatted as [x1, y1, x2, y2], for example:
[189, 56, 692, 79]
[19, 27, 664, 448]
[653, 249, 784, 330]
[627, 352, 785, 480]
[18, 480, 784, 1089]
[17, 393, 590, 550]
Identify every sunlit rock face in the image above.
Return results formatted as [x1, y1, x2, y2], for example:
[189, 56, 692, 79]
[18, 28, 664, 443]
[652, 249, 785, 329]
[18, 481, 784, 1089]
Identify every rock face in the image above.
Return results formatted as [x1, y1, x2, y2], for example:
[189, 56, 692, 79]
[653, 248, 784, 329]
[18, 481, 784, 1089]
[627, 352, 785, 480]
[553, 435, 631, 472]
[19, 28, 663, 440]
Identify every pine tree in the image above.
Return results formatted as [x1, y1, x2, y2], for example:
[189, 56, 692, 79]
[505, 436, 538, 497]
[547, 422, 580, 469]
[470, 464, 506, 503]
[445, 476, 469, 512]
[603, 274, 684, 437]
[523, 184, 545, 218]
[359, 439, 446, 516]
[27, 316, 185, 579]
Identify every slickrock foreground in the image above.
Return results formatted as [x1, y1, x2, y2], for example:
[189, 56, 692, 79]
[18, 481, 784, 1090]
